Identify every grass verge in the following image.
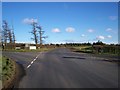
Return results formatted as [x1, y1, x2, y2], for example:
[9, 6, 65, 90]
[70, 46, 93, 53]
[71, 46, 119, 56]
[0, 56, 16, 89]
[3, 47, 55, 52]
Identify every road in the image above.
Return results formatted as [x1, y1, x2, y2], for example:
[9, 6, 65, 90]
[2, 48, 118, 88]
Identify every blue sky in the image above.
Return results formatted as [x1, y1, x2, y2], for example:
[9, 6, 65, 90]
[2, 2, 118, 44]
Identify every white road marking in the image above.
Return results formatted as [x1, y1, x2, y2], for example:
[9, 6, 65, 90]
[27, 64, 31, 69]
[31, 61, 34, 64]
[26, 53, 41, 69]
[33, 59, 36, 62]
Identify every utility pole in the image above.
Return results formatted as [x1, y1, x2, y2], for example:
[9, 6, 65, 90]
[36, 25, 47, 48]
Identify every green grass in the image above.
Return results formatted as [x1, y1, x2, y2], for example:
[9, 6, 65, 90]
[73, 46, 92, 50]
[3, 47, 54, 52]
[0, 56, 2, 81]
[0, 56, 15, 85]
[72, 46, 93, 53]
[71, 46, 119, 56]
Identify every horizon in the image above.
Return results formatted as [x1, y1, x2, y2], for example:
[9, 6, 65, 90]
[2, 2, 118, 44]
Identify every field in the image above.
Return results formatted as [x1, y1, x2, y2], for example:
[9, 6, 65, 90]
[71, 46, 93, 53]
[71, 45, 120, 55]
[3, 47, 55, 52]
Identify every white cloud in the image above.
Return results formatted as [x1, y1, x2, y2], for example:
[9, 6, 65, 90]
[109, 16, 117, 20]
[106, 28, 112, 32]
[64, 40, 75, 43]
[23, 18, 38, 24]
[16, 41, 35, 44]
[50, 41, 66, 44]
[96, 35, 105, 40]
[88, 29, 94, 33]
[66, 27, 75, 32]
[52, 28, 60, 33]
[81, 34, 85, 37]
[107, 35, 112, 38]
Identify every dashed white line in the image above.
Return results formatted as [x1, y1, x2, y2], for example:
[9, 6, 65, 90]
[26, 53, 41, 69]
[31, 61, 34, 64]
[33, 59, 36, 62]
[27, 64, 31, 69]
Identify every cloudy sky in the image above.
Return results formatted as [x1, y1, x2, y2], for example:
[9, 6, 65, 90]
[2, 2, 118, 44]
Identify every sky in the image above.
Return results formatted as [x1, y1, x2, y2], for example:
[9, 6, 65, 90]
[2, 2, 118, 44]
[1, 0, 120, 2]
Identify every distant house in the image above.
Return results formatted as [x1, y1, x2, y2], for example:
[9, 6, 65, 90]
[15, 43, 36, 50]
[29, 46, 36, 50]
[15, 43, 26, 49]
[15, 47, 21, 50]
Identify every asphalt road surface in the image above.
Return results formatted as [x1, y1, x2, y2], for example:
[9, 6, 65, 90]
[3, 48, 118, 88]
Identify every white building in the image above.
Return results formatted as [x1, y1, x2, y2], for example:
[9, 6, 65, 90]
[29, 46, 36, 50]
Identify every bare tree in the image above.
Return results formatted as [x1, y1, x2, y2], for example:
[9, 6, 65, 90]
[2, 20, 9, 45]
[2, 20, 16, 49]
[30, 22, 38, 46]
[11, 24, 16, 49]
[8, 28, 12, 43]
[11, 24, 16, 44]
[29, 19, 48, 48]
[2, 20, 13, 44]
[36, 25, 47, 47]
[12, 30, 16, 44]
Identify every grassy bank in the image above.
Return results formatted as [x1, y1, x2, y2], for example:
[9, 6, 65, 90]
[0, 56, 16, 88]
[3, 47, 55, 52]
[71, 46, 119, 56]
[0, 56, 2, 89]
[71, 46, 93, 53]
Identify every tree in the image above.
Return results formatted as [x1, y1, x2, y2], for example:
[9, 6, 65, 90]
[11, 24, 16, 49]
[8, 28, 12, 43]
[2, 20, 16, 49]
[93, 40, 105, 45]
[29, 19, 48, 48]
[2, 20, 16, 44]
[36, 25, 48, 47]
[2, 20, 9, 45]
[30, 22, 38, 46]
[12, 30, 16, 44]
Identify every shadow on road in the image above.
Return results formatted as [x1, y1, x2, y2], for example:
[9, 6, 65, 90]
[13, 62, 26, 88]
[63, 56, 86, 59]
